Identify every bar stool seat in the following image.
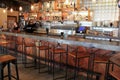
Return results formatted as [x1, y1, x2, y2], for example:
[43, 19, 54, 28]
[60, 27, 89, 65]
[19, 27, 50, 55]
[0, 41, 12, 46]
[53, 48, 66, 54]
[0, 54, 19, 80]
[0, 41, 9, 45]
[94, 57, 109, 63]
[69, 52, 90, 58]
[37, 46, 49, 50]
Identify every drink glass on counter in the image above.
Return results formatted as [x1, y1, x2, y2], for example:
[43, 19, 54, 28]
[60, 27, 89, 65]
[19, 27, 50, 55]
[46, 28, 49, 36]
[61, 32, 64, 39]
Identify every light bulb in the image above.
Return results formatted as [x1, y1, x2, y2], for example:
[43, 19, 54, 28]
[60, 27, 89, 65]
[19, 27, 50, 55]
[10, 8, 13, 12]
[47, 2, 50, 8]
[3, 9, 6, 13]
[64, 0, 69, 5]
[92, 0, 96, 3]
[31, 5, 34, 10]
[19, 6, 22, 11]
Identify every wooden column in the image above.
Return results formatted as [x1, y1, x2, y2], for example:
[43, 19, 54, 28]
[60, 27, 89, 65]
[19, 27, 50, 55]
[76, 0, 80, 9]
[118, 8, 120, 37]
[88, 8, 91, 21]
[54, 1, 58, 10]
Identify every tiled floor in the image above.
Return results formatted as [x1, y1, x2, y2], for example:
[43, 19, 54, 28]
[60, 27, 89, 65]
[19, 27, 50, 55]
[3, 63, 97, 80]
[4, 64, 54, 80]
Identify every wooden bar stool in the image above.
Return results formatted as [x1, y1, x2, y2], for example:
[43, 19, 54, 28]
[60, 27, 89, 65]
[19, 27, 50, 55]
[14, 36, 24, 64]
[67, 46, 92, 80]
[67, 46, 103, 80]
[23, 38, 37, 68]
[93, 49, 114, 80]
[105, 52, 119, 80]
[0, 54, 19, 80]
[37, 40, 50, 73]
[49, 42, 68, 80]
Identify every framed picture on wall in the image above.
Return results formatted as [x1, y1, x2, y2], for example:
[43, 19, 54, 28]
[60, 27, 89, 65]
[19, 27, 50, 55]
[7, 16, 17, 29]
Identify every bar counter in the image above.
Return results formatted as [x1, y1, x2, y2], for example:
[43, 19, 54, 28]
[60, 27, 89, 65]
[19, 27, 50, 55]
[0, 31, 120, 52]
[1, 31, 120, 80]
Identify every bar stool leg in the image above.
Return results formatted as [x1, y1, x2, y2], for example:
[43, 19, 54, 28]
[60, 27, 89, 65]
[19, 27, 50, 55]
[45, 49, 49, 72]
[48, 51, 52, 73]
[22, 38, 24, 64]
[59, 53, 62, 70]
[15, 62, 19, 80]
[33, 46, 37, 68]
[73, 58, 77, 80]
[0, 68, 4, 80]
[90, 54, 95, 80]
[45, 50, 47, 65]
[38, 47, 41, 73]
[105, 61, 110, 80]
[53, 53, 55, 80]
[47, 49, 49, 72]
[8, 62, 11, 80]
[24, 45, 28, 68]
[76, 59, 80, 80]
[65, 46, 68, 80]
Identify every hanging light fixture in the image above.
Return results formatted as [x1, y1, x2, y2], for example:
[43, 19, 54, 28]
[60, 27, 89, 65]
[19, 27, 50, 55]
[10, 8, 13, 12]
[19, 6, 23, 11]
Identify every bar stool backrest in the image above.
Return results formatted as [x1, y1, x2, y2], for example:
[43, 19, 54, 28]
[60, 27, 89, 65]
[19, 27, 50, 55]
[16, 36, 23, 44]
[24, 38, 35, 46]
[40, 40, 49, 46]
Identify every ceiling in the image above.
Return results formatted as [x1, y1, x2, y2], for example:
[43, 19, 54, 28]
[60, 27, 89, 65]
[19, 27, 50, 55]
[0, 0, 56, 12]
[0, 0, 41, 11]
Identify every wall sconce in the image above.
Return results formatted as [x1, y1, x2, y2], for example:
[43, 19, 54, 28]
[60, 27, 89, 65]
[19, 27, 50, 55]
[3, 9, 6, 13]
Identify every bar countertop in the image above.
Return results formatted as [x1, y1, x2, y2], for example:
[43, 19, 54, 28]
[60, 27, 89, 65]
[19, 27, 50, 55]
[1, 32, 120, 51]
